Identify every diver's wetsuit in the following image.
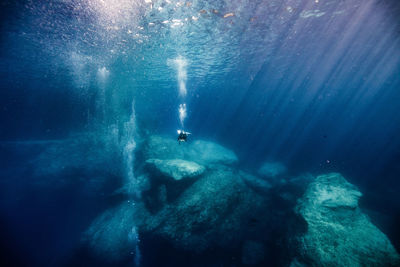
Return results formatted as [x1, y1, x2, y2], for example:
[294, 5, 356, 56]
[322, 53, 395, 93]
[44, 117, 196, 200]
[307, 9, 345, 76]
[178, 132, 187, 143]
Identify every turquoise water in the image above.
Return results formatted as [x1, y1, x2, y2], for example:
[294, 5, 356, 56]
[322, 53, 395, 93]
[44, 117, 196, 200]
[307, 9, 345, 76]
[0, 0, 399, 266]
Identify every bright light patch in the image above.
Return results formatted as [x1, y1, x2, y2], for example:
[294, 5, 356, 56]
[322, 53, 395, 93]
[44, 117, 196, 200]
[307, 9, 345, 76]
[97, 66, 110, 85]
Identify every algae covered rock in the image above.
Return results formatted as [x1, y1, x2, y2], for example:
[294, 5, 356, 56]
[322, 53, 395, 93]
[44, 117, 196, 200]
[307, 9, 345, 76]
[145, 158, 205, 181]
[83, 167, 273, 264]
[143, 135, 238, 167]
[188, 140, 238, 165]
[139, 167, 269, 252]
[294, 172, 400, 266]
[143, 135, 185, 160]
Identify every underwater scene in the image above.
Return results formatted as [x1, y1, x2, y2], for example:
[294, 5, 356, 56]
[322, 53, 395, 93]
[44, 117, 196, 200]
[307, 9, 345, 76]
[1, 0, 400, 266]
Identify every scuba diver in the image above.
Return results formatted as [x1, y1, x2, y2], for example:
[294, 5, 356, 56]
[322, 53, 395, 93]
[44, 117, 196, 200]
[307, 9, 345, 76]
[177, 130, 191, 144]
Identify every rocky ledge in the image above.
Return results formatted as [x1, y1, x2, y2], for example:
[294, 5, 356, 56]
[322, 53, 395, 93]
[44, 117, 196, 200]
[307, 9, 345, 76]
[145, 158, 205, 181]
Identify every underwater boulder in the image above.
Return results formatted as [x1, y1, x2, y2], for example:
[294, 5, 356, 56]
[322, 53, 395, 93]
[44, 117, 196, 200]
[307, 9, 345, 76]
[143, 135, 238, 167]
[293, 172, 400, 266]
[187, 140, 238, 166]
[143, 159, 205, 211]
[145, 158, 205, 181]
[138, 166, 269, 252]
[82, 201, 139, 263]
[258, 161, 287, 180]
[143, 135, 186, 160]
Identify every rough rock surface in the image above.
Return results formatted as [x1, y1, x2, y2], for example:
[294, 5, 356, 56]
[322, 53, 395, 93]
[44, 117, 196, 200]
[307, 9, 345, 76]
[188, 140, 238, 165]
[143, 135, 238, 166]
[144, 135, 184, 160]
[294, 172, 400, 266]
[138, 167, 269, 252]
[258, 161, 287, 178]
[83, 167, 271, 261]
[82, 202, 138, 262]
[146, 158, 205, 181]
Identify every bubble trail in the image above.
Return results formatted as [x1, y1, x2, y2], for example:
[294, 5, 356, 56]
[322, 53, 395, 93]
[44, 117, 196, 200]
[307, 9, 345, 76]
[179, 103, 187, 127]
[169, 56, 189, 127]
[173, 56, 188, 97]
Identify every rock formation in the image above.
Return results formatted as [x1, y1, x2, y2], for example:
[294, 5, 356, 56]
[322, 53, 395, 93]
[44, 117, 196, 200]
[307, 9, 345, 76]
[293, 173, 400, 266]
[145, 158, 205, 181]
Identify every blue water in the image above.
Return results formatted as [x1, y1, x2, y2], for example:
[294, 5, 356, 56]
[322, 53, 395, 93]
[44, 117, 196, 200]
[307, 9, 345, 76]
[1, 0, 400, 266]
